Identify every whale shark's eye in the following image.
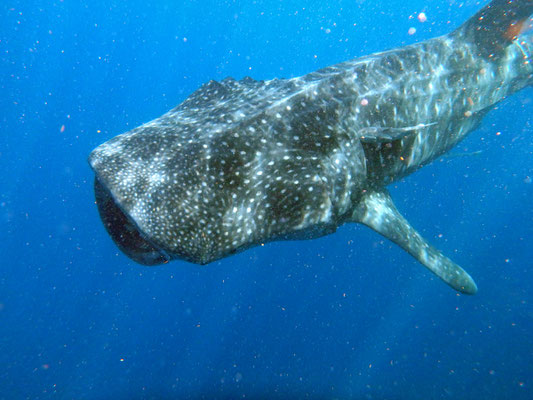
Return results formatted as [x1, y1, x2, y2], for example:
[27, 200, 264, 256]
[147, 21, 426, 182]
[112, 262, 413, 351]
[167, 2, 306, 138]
[94, 178, 169, 266]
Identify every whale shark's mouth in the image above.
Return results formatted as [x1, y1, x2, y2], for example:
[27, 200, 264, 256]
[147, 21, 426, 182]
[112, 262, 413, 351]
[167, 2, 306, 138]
[93, 177, 169, 266]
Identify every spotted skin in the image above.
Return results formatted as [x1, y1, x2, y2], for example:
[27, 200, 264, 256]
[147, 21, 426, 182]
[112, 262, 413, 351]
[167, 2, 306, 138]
[90, 0, 533, 293]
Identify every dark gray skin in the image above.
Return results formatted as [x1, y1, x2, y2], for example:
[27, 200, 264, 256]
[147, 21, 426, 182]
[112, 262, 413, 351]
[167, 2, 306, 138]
[90, 0, 533, 294]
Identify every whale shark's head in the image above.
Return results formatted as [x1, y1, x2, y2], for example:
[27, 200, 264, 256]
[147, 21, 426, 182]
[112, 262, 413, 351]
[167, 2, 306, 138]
[89, 75, 369, 266]
[89, 113, 360, 265]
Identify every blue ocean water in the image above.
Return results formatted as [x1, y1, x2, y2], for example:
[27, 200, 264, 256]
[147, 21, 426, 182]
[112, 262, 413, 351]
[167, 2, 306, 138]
[1, 0, 532, 398]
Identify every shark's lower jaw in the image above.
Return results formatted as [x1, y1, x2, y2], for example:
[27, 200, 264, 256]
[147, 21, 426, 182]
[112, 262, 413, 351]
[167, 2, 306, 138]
[94, 178, 169, 266]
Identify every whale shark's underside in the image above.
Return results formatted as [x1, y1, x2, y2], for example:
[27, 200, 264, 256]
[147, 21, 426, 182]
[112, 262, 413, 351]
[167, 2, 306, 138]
[89, 0, 533, 294]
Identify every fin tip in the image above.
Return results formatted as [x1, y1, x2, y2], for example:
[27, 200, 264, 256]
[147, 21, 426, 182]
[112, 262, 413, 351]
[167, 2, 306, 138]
[457, 278, 478, 295]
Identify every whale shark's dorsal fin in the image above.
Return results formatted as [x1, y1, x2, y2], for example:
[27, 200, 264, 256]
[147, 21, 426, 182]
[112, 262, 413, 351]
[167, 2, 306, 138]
[351, 189, 478, 294]
[455, 0, 533, 60]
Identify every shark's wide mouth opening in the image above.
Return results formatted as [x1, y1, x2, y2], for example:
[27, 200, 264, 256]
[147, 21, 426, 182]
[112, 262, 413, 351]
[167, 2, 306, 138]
[94, 177, 169, 265]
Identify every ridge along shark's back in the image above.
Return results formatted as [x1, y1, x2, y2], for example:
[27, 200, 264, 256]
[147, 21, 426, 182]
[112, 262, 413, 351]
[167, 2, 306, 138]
[89, 0, 533, 294]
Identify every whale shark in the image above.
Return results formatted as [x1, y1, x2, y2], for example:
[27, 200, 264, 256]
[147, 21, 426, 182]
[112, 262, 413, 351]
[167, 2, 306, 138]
[89, 0, 533, 294]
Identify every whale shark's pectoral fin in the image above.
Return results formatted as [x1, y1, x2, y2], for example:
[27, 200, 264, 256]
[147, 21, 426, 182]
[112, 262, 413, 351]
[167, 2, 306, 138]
[351, 189, 477, 294]
[359, 122, 436, 143]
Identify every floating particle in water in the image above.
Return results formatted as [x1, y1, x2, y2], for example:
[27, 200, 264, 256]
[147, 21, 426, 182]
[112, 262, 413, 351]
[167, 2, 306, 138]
[418, 12, 427, 23]
[360, 98, 369, 106]
[408, 27, 416, 35]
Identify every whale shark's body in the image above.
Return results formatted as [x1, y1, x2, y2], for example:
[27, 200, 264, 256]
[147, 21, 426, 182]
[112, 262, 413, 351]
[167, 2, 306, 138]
[89, 0, 533, 294]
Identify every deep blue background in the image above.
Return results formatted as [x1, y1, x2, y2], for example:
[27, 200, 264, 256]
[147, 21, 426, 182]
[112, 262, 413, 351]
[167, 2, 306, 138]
[1, 1, 532, 399]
